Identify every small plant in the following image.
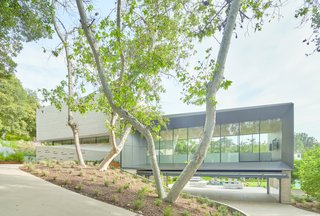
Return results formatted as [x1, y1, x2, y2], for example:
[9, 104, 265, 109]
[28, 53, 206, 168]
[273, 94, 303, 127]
[90, 176, 96, 182]
[181, 211, 190, 216]
[117, 186, 123, 193]
[196, 196, 207, 205]
[63, 179, 70, 185]
[133, 174, 138, 179]
[124, 183, 130, 190]
[232, 211, 243, 216]
[138, 187, 149, 199]
[207, 200, 216, 208]
[75, 183, 83, 191]
[133, 199, 144, 210]
[78, 170, 84, 177]
[40, 170, 49, 177]
[112, 178, 116, 184]
[104, 180, 109, 187]
[111, 194, 119, 203]
[52, 175, 58, 180]
[68, 170, 72, 174]
[93, 189, 99, 196]
[217, 205, 229, 215]
[154, 198, 162, 206]
[181, 193, 192, 199]
[164, 206, 173, 216]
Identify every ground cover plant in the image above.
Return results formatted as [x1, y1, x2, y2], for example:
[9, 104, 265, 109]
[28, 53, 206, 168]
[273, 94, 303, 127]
[291, 195, 320, 214]
[21, 161, 244, 216]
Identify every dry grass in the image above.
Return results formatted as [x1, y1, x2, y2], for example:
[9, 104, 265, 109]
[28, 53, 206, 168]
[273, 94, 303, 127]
[21, 161, 242, 216]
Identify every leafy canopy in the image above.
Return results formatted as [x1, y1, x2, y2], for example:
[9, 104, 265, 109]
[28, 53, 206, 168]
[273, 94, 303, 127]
[0, 0, 53, 73]
[0, 70, 39, 140]
[300, 145, 320, 199]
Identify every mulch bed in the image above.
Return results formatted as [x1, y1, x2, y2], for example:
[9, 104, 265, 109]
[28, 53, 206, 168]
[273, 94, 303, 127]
[21, 162, 241, 216]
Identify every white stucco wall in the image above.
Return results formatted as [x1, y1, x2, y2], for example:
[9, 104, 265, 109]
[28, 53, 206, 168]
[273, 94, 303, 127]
[37, 105, 108, 141]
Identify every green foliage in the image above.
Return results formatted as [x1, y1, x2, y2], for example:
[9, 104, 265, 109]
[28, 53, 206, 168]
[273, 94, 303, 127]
[295, 0, 320, 53]
[181, 211, 191, 216]
[0, 0, 53, 73]
[0, 71, 39, 139]
[133, 199, 144, 210]
[138, 187, 149, 199]
[300, 146, 320, 199]
[154, 198, 162, 206]
[0, 152, 24, 162]
[217, 205, 229, 215]
[164, 206, 173, 216]
[295, 132, 319, 153]
[292, 160, 301, 183]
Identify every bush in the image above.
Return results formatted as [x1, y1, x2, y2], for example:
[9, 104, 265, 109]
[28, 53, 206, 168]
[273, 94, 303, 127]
[300, 146, 320, 200]
[164, 206, 173, 216]
[154, 198, 162, 206]
[133, 199, 144, 210]
[0, 152, 24, 162]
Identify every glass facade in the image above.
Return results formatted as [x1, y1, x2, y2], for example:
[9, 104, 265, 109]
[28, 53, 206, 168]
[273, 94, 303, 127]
[155, 118, 282, 164]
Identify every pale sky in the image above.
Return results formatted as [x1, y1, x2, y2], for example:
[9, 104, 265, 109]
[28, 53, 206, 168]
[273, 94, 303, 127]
[15, 1, 320, 140]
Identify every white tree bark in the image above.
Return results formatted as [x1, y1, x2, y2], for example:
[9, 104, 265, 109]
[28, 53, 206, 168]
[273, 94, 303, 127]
[52, 0, 86, 167]
[165, 0, 242, 203]
[75, 0, 166, 198]
[98, 113, 132, 171]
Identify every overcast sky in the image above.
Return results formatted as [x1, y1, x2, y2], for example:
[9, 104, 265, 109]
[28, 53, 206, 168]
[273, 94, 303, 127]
[15, 1, 320, 140]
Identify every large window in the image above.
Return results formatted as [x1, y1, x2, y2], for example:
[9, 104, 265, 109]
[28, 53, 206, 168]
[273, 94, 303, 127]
[173, 128, 188, 163]
[260, 119, 281, 161]
[205, 125, 221, 163]
[221, 123, 239, 162]
[159, 130, 173, 163]
[157, 118, 282, 164]
[188, 127, 203, 161]
[240, 121, 259, 161]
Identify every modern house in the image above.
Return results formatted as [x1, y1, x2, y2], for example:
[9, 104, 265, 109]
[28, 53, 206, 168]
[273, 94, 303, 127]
[36, 103, 294, 203]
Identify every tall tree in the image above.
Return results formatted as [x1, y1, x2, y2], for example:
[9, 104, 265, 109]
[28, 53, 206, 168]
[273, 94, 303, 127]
[0, 70, 38, 140]
[0, 0, 52, 73]
[49, 0, 86, 167]
[73, 0, 282, 202]
[295, 132, 319, 153]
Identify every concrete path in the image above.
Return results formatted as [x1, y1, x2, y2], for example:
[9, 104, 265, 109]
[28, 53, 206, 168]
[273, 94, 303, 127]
[183, 185, 319, 216]
[0, 164, 136, 216]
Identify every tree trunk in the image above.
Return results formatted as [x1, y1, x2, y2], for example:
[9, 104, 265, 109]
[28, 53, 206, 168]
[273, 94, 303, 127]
[98, 115, 131, 171]
[165, 0, 242, 203]
[52, 0, 86, 167]
[70, 122, 86, 167]
[75, 0, 166, 198]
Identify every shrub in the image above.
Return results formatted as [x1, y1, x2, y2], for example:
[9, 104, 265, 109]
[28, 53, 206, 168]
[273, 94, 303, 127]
[138, 187, 149, 199]
[133, 199, 144, 210]
[75, 183, 83, 191]
[93, 189, 99, 196]
[217, 205, 229, 215]
[154, 198, 162, 206]
[0, 152, 24, 162]
[117, 186, 123, 193]
[124, 183, 130, 190]
[104, 180, 109, 187]
[300, 146, 320, 199]
[181, 210, 190, 216]
[111, 195, 119, 203]
[164, 206, 172, 216]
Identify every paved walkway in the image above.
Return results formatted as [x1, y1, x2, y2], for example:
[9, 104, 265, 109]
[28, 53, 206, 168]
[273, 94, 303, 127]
[0, 165, 136, 216]
[183, 185, 319, 216]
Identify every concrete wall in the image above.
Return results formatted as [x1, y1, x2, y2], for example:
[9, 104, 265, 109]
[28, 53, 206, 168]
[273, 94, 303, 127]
[121, 133, 147, 168]
[37, 105, 108, 141]
[36, 145, 120, 162]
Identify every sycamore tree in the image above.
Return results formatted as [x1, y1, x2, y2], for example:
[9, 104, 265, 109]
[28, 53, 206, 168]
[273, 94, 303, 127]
[42, 0, 88, 166]
[295, 0, 320, 54]
[73, 0, 283, 202]
[0, 0, 52, 73]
